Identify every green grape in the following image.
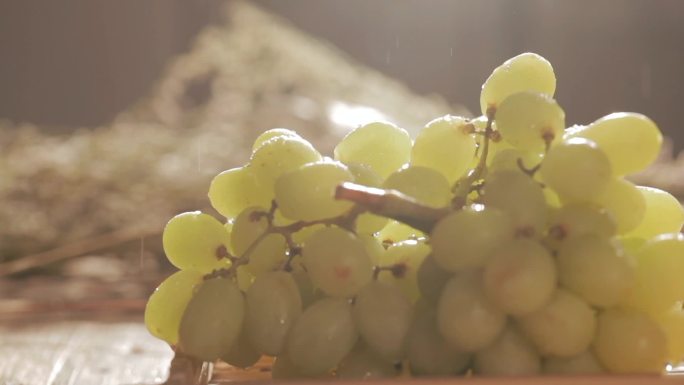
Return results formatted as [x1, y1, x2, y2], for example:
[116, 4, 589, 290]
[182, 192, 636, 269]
[410, 115, 477, 183]
[221, 328, 261, 369]
[334, 121, 412, 179]
[383, 165, 451, 208]
[557, 234, 634, 308]
[480, 52, 556, 116]
[231, 207, 288, 276]
[590, 178, 646, 234]
[376, 220, 424, 244]
[543, 351, 605, 375]
[406, 300, 471, 376]
[179, 278, 245, 362]
[593, 309, 667, 374]
[626, 186, 684, 239]
[473, 325, 541, 376]
[517, 289, 596, 357]
[162, 211, 232, 272]
[302, 227, 373, 298]
[347, 163, 389, 234]
[540, 138, 612, 202]
[546, 203, 616, 247]
[431, 205, 514, 272]
[275, 161, 354, 221]
[337, 344, 398, 379]
[245, 271, 302, 356]
[250, 135, 322, 190]
[495, 91, 565, 152]
[286, 298, 358, 376]
[416, 254, 452, 304]
[353, 281, 412, 362]
[358, 233, 385, 265]
[623, 233, 684, 313]
[377, 239, 430, 303]
[487, 147, 543, 174]
[437, 272, 506, 352]
[483, 170, 547, 237]
[208, 166, 272, 220]
[290, 259, 318, 307]
[144, 270, 204, 345]
[236, 265, 255, 292]
[567, 112, 662, 175]
[272, 353, 306, 380]
[231, 206, 269, 255]
[653, 304, 684, 364]
[252, 128, 301, 152]
[483, 239, 556, 315]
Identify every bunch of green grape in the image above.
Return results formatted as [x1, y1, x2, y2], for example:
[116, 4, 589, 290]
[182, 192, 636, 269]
[145, 52, 684, 378]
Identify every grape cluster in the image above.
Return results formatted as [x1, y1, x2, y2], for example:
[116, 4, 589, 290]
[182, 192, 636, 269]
[145, 53, 684, 378]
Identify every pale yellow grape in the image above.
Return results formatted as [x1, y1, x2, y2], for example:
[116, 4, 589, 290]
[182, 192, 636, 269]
[221, 328, 261, 369]
[407, 301, 471, 376]
[540, 138, 612, 202]
[480, 52, 556, 115]
[286, 298, 358, 376]
[568, 112, 662, 175]
[383, 166, 451, 208]
[411, 115, 477, 183]
[347, 163, 388, 234]
[473, 325, 541, 376]
[291, 223, 325, 244]
[242, 233, 287, 276]
[274, 161, 354, 221]
[162, 211, 232, 272]
[302, 227, 372, 298]
[231, 207, 288, 275]
[437, 273, 506, 352]
[208, 166, 272, 219]
[623, 233, 684, 313]
[144, 270, 204, 345]
[546, 203, 616, 246]
[416, 254, 452, 304]
[358, 233, 385, 265]
[488, 147, 543, 174]
[290, 261, 318, 308]
[377, 239, 430, 303]
[250, 135, 322, 190]
[376, 220, 424, 244]
[627, 186, 684, 239]
[236, 265, 255, 292]
[495, 91, 565, 152]
[431, 205, 514, 272]
[653, 304, 684, 363]
[337, 344, 398, 379]
[334, 121, 412, 179]
[251, 128, 300, 152]
[483, 170, 547, 236]
[353, 281, 412, 362]
[593, 309, 667, 373]
[557, 234, 634, 308]
[518, 289, 596, 357]
[245, 271, 302, 356]
[231, 206, 269, 255]
[590, 178, 646, 234]
[179, 278, 244, 361]
[543, 351, 605, 375]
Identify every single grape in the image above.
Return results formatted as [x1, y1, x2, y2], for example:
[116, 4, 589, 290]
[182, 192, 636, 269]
[517, 289, 596, 357]
[653, 304, 684, 364]
[430, 205, 514, 272]
[144, 270, 204, 345]
[437, 272, 506, 352]
[334, 121, 412, 179]
[302, 227, 373, 298]
[231, 207, 288, 276]
[221, 328, 261, 369]
[416, 254, 452, 304]
[245, 271, 302, 356]
[543, 351, 605, 375]
[358, 233, 385, 265]
[540, 138, 612, 202]
[483, 239, 556, 316]
[250, 135, 322, 190]
[593, 309, 667, 374]
[162, 211, 232, 272]
[383, 166, 452, 208]
[376, 239, 430, 303]
[483, 170, 547, 237]
[590, 177, 646, 234]
[546, 203, 616, 248]
[473, 325, 541, 376]
[411, 115, 477, 183]
[286, 298, 358, 376]
[337, 344, 399, 379]
[626, 186, 684, 239]
[179, 278, 245, 362]
[480, 52, 556, 116]
[557, 234, 634, 308]
[353, 281, 412, 362]
[495, 91, 565, 152]
[567, 112, 662, 175]
[208, 166, 272, 220]
[235, 265, 255, 292]
[251, 128, 301, 152]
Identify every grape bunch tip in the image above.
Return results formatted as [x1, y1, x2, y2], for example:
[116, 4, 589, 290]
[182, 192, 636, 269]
[146, 52, 684, 380]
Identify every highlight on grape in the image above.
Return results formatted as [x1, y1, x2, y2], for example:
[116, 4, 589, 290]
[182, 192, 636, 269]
[145, 52, 684, 378]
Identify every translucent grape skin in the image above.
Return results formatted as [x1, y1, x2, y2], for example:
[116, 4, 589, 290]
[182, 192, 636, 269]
[546, 203, 616, 248]
[543, 351, 605, 375]
[416, 254, 452, 304]
[626, 186, 684, 239]
[483, 170, 547, 237]
[376, 239, 430, 303]
[302, 227, 373, 298]
[162, 211, 232, 272]
[480, 52, 556, 116]
[336, 344, 399, 379]
[346, 163, 388, 234]
[144, 270, 204, 345]
[383, 165, 452, 208]
[245, 271, 302, 356]
[473, 325, 541, 376]
[410, 115, 477, 183]
[495, 91, 565, 152]
[178, 278, 245, 362]
[653, 304, 684, 363]
[590, 178, 646, 234]
[286, 298, 358, 376]
[250, 135, 322, 190]
[231, 207, 288, 276]
[251, 128, 301, 152]
[208, 166, 272, 220]
[221, 328, 261, 369]
[334, 121, 412, 179]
